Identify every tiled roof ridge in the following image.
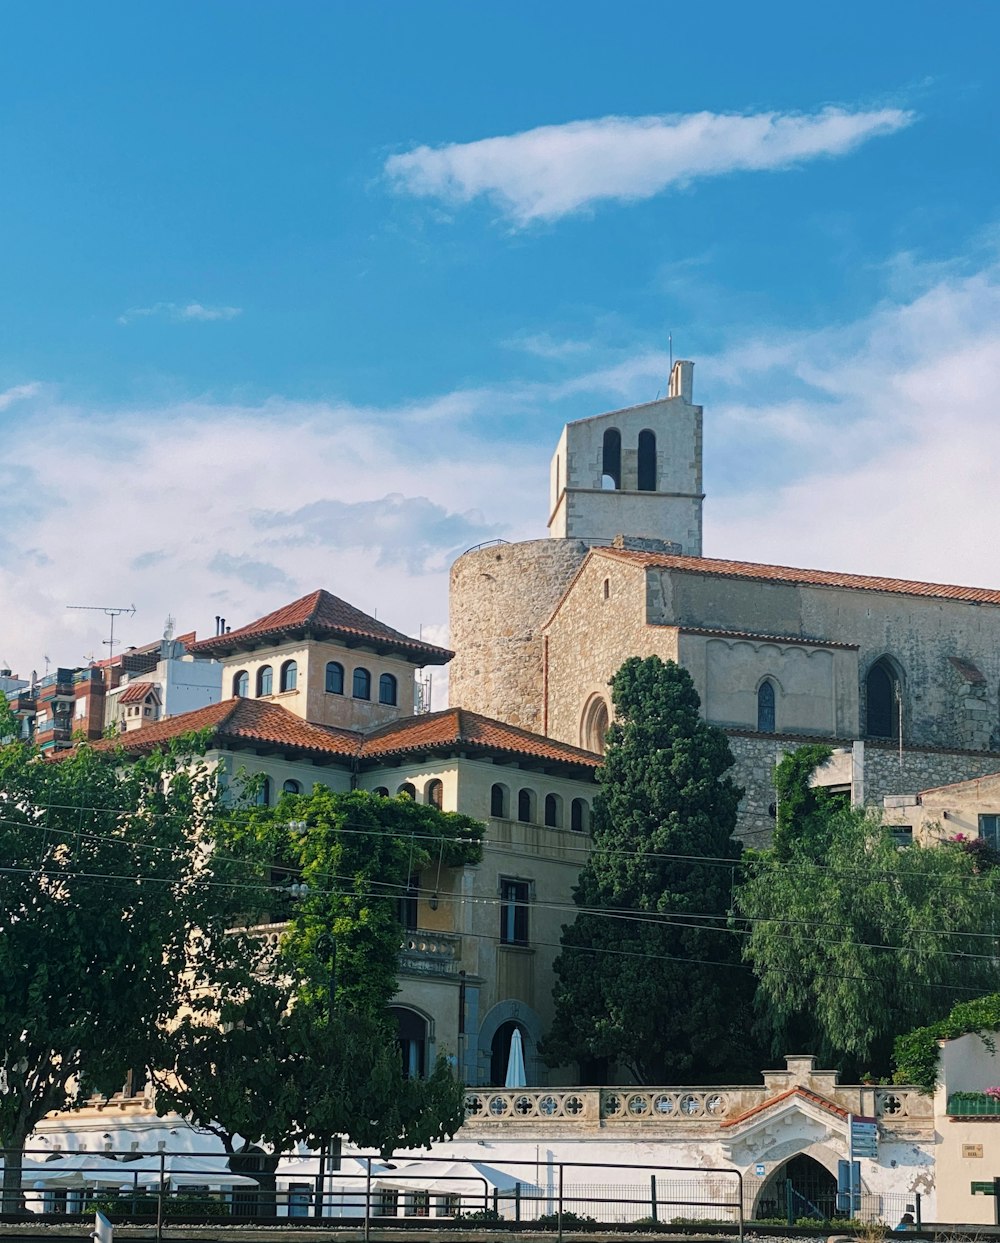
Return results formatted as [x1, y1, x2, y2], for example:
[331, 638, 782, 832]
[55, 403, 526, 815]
[596, 548, 1000, 605]
[720, 1086, 848, 1129]
[188, 588, 452, 662]
[676, 624, 858, 651]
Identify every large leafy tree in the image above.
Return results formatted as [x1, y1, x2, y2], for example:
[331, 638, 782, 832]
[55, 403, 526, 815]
[543, 657, 747, 1082]
[739, 749, 1000, 1077]
[153, 787, 483, 1158]
[0, 710, 265, 1209]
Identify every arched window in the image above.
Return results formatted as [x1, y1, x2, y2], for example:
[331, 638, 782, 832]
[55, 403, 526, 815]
[379, 673, 398, 706]
[397, 782, 416, 799]
[373, 786, 389, 798]
[601, 428, 621, 489]
[233, 670, 249, 698]
[282, 779, 301, 795]
[581, 696, 610, 754]
[637, 428, 657, 491]
[490, 1020, 529, 1087]
[490, 783, 509, 818]
[325, 661, 344, 694]
[280, 660, 297, 692]
[757, 680, 776, 733]
[866, 658, 901, 739]
[257, 665, 273, 696]
[255, 776, 271, 807]
[389, 1007, 428, 1080]
[425, 779, 444, 809]
[544, 793, 562, 828]
[353, 667, 371, 700]
[517, 788, 535, 823]
[571, 798, 589, 833]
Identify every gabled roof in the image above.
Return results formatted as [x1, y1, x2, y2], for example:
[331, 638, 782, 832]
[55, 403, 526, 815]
[78, 699, 599, 775]
[360, 708, 602, 770]
[118, 681, 160, 705]
[720, 1086, 848, 1129]
[595, 548, 1000, 606]
[188, 589, 452, 665]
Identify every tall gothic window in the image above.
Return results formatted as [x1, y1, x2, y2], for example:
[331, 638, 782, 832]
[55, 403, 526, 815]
[601, 428, 621, 489]
[866, 658, 901, 739]
[637, 429, 657, 491]
[757, 680, 776, 732]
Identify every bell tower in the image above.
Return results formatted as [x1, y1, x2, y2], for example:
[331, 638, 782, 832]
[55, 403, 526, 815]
[547, 359, 703, 555]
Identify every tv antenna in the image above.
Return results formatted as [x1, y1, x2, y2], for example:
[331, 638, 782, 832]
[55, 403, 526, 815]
[66, 603, 136, 661]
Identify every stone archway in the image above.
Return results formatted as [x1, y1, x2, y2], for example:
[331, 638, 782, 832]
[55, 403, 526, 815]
[477, 1000, 543, 1088]
[580, 694, 610, 754]
[752, 1150, 851, 1222]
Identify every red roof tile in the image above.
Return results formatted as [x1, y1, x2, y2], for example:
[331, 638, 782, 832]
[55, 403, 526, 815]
[359, 708, 602, 769]
[188, 589, 452, 664]
[90, 697, 361, 762]
[77, 700, 598, 773]
[597, 549, 1000, 606]
[720, 1087, 848, 1129]
[118, 681, 159, 704]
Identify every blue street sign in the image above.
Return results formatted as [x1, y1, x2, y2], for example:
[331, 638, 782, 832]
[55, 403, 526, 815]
[755, 1163, 765, 1177]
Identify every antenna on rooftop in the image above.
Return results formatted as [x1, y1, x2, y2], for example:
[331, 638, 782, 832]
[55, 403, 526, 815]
[163, 614, 175, 641]
[66, 603, 136, 662]
[668, 332, 673, 372]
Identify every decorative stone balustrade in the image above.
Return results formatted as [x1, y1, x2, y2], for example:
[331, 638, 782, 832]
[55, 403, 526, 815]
[462, 1085, 932, 1133]
[399, 930, 461, 976]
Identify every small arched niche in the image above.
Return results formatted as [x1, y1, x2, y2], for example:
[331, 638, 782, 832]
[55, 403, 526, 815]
[601, 428, 621, 490]
[580, 695, 610, 755]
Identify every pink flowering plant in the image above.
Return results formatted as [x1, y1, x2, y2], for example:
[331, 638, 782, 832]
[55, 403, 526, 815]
[986, 1087, 1000, 1101]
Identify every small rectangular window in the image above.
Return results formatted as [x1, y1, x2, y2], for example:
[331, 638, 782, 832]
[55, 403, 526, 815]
[500, 878, 530, 946]
[979, 814, 1000, 849]
[890, 825, 913, 848]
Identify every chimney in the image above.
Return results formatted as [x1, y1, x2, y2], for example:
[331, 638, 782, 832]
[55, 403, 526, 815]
[668, 359, 694, 403]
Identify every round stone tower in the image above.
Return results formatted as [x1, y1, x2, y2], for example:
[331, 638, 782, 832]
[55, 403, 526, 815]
[448, 538, 589, 733]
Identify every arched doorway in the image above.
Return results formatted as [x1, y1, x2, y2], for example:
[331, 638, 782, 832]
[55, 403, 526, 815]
[390, 1005, 429, 1079]
[231, 1143, 278, 1218]
[865, 657, 902, 740]
[756, 1155, 837, 1221]
[490, 1020, 529, 1086]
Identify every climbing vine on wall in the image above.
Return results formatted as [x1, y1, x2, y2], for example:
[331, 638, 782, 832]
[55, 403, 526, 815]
[893, 993, 1000, 1092]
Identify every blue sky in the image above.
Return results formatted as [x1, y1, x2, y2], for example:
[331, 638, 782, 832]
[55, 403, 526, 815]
[2, 2, 999, 681]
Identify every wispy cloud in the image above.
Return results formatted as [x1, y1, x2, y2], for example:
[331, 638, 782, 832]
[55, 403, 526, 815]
[117, 302, 242, 325]
[385, 106, 914, 224]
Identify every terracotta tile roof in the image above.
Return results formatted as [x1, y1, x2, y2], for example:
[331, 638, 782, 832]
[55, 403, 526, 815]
[76, 700, 597, 773]
[118, 681, 159, 704]
[89, 697, 361, 762]
[720, 1087, 849, 1129]
[359, 708, 602, 769]
[188, 589, 452, 665]
[597, 549, 1000, 606]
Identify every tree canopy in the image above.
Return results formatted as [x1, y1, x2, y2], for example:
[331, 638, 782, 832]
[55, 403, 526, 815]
[542, 656, 749, 1082]
[152, 786, 483, 1158]
[739, 748, 1000, 1076]
[0, 709, 265, 1208]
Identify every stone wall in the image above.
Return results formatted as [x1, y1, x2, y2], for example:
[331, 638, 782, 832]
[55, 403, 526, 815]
[449, 539, 589, 731]
[726, 731, 1000, 844]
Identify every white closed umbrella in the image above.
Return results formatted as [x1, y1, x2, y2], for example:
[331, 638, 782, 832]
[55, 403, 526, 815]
[374, 1159, 531, 1197]
[504, 1027, 527, 1088]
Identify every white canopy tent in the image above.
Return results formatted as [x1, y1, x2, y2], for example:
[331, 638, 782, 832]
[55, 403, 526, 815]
[274, 1155, 391, 1218]
[373, 1159, 538, 1217]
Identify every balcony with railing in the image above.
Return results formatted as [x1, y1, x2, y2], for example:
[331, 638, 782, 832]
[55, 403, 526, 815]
[248, 921, 462, 980]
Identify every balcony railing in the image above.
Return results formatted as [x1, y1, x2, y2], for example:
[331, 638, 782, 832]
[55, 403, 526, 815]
[399, 930, 461, 977]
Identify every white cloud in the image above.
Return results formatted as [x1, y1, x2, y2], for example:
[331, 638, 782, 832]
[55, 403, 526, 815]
[386, 106, 914, 223]
[117, 302, 242, 325]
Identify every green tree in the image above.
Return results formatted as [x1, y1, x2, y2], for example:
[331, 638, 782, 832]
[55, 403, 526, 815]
[0, 709, 265, 1209]
[153, 787, 483, 1158]
[543, 657, 747, 1082]
[739, 750, 1000, 1076]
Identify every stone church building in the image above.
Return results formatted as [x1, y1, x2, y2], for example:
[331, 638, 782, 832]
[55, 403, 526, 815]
[450, 360, 1000, 838]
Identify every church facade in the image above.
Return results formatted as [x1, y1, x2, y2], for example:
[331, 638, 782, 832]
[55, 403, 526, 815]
[450, 360, 1000, 839]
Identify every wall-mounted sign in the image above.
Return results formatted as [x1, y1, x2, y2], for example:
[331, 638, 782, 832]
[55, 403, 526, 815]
[964, 1144, 985, 1159]
[754, 1164, 765, 1178]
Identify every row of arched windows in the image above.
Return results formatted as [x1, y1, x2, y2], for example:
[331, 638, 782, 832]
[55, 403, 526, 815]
[371, 779, 443, 807]
[325, 661, 397, 706]
[755, 657, 903, 739]
[490, 782, 590, 832]
[234, 660, 299, 698]
[254, 776, 303, 806]
[233, 661, 398, 706]
[601, 427, 657, 491]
